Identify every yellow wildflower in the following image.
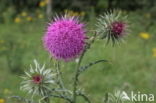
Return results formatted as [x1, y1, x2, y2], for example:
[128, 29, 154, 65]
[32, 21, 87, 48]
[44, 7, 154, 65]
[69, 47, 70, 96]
[38, 14, 44, 19]
[153, 53, 156, 57]
[152, 48, 156, 52]
[0, 99, 5, 103]
[73, 12, 79, 16]
[64, 9, 86, 17]
[21, 12, 27, 17]
[152, 48, 156, 57]
[39, 1, 46, 7]
[26, 16, 33, 21]
[14, 17, 21, 23]
[139, 32, 150, 40]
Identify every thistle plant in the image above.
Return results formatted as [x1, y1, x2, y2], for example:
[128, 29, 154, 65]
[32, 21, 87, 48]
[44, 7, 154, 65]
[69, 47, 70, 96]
[12, 10, 130, 103]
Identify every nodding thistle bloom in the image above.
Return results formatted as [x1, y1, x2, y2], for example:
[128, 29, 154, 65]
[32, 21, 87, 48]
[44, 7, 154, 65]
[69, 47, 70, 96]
[20, 60, 55, 97]
[96, 10, 129, 45]
[43, 15, 86, 61]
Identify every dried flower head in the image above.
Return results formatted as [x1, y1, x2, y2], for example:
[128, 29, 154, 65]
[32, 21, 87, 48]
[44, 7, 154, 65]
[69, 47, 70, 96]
[20, 60, 55, 97]
[43, 15, 86, 61]
[96, 10, 129, 45]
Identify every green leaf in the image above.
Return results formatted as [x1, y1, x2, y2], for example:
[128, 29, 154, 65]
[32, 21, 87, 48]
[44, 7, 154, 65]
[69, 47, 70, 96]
[79, 59, 108, 74]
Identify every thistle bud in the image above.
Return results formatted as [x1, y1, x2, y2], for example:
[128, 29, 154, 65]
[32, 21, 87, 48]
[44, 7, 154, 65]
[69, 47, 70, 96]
[96, 10, 129, 45]
[20, 60, 56, 97]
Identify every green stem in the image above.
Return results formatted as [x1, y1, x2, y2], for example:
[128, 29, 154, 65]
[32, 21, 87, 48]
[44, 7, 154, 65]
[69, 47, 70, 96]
[72, 31, 97, 103]
[73, 50, 86, 103]
[76, 92, 91, 103]
[56, 61, 66, 95]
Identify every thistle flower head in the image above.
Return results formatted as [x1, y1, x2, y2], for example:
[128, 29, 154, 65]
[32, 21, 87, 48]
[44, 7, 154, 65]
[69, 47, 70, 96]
[43, 15, 86, 61]
[20, 60, 56, 96]
[96, 10, 129, 45]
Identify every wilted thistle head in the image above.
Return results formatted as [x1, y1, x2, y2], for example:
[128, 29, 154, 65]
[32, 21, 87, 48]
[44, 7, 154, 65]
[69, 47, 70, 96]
[20, 60, 55, 97]
[96, 10, 129, 45]
[43, 15, 86, 61]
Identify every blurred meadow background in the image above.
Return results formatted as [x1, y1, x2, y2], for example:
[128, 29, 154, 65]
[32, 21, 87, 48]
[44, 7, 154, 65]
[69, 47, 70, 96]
[0, 0, 156, 103]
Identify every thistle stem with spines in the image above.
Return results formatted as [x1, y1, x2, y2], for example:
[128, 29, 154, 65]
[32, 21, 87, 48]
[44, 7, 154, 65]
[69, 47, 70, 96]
[72, 31, 97, 103]
[73, 49, 86, 103]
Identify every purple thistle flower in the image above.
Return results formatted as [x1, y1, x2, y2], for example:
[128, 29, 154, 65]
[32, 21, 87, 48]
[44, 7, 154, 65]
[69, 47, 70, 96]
[111, 21, 125, 38]
[43, 16, 86, 61]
